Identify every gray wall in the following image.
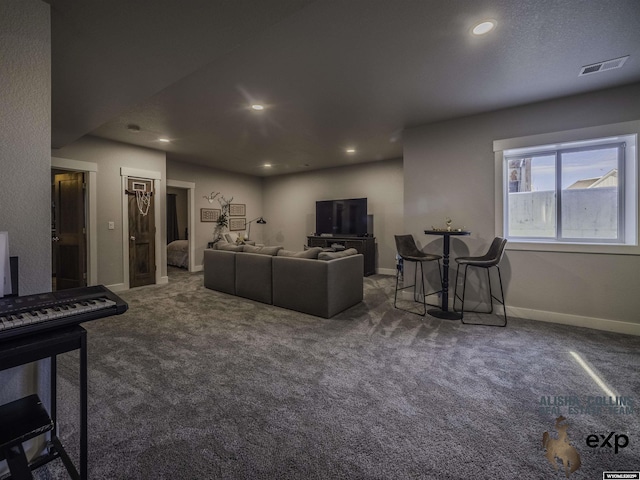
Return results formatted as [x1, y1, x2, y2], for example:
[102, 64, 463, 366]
[0, 0, 51, 296]
[404, 82, 640, 328]
[263, 159, 403, 273]
[0, 0, 51, 466]
[53, 136, 167, 287]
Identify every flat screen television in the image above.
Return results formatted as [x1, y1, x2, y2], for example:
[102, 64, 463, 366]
[315, 198, 368, 236]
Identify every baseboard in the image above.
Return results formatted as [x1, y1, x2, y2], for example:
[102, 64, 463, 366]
[106, 283, 127, 292]
[377, 267, 396, 276]
[106, 278, 169, 291]
[394, 285, 640, 336]
[193, 264, 203, 272]
[507, 306, 640, 336]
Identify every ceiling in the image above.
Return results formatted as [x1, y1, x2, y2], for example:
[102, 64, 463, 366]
[49, 0, 640, 177]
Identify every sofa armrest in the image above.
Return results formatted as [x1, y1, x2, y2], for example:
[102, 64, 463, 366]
[203, 249, 236, 295]
[235, 253, 273, 304]
[272, 254, 363, 318]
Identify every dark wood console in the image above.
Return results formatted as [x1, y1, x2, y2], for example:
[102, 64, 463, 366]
[307, 236, 376, 276]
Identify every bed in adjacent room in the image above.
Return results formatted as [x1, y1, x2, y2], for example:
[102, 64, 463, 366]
[167, 240, 189, 269]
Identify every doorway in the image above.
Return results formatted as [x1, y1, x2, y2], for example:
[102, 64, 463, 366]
[51, 170, 87, 291]
[166, 179, 196, 272]
[166, 186, 189, 270]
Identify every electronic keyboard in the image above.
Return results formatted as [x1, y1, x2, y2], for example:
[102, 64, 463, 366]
[0, 285, 128, 342]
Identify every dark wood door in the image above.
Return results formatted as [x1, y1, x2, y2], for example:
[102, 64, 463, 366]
[53, 172, 86, 290]
[128, 178, 156, 288]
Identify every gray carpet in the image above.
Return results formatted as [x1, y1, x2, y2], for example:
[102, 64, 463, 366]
[35, 267, 640, 479]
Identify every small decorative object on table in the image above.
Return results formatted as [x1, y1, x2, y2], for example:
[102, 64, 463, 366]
[430, 218, 466, 232]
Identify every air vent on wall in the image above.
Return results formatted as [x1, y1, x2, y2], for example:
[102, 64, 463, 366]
[579, 55, 629, 76]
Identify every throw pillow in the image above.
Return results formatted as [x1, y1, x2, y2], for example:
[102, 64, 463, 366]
[318, 248, 358, 260]
[277, 247, 323, 259]
[242, 244, 283, 256]
[217, 242, 244, 252]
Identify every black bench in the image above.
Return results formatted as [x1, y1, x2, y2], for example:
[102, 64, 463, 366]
[0, 394, 53, 479]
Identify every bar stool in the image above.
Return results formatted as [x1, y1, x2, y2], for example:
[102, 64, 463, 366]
[0, 395, 54, 480]
[394, 235, 443, 316]
[453, 237, 508, 326]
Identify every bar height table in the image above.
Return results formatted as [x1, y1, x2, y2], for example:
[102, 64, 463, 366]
[423, 230, 470, 320]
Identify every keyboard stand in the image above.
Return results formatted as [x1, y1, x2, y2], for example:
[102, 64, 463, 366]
[0, 325, 87, 479]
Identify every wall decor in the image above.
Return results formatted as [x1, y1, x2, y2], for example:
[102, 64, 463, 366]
[229, 218, 246, 231]
[203, 191, 220, 203]
[201, 208, 221, 222]
[229, 203, 246, 216]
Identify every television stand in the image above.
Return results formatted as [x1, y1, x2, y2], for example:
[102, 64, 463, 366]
[307, 236, 375, 276]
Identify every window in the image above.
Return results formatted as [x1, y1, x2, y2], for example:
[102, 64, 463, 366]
[494, 121, 639, 253]
[506, 141, 625, 242]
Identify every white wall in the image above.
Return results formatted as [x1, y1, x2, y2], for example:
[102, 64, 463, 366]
[263, 159, 403, 273]
[0, 0, 51, 465]
[53, 136, 167, 288]
[167, 160, 263, 268]
[404, 82, 640, 332]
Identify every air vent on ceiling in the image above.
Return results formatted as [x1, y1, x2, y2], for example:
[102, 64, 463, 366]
[579, 55, 629, 76]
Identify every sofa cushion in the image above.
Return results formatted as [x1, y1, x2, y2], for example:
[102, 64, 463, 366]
[242, 244, 283, 256]
[317, 248, 359, 260]
[277, 247, 323, 259]
[216, 241, 244, 252]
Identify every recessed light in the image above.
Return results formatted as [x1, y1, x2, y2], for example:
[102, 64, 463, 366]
[346, 148, 356, 154]
[158, 138, 170, 143]
[263, 163, 272, 168]
[472, 20, 496, 35]
[251, 104, 265, 111]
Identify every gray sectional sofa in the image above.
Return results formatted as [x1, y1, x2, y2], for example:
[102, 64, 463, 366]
[203, 243, 364, 318]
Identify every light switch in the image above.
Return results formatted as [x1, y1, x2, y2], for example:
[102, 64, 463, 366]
[108, 221, 115, 230]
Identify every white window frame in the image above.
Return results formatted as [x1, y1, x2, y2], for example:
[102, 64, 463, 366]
[494, 120, 639, 255]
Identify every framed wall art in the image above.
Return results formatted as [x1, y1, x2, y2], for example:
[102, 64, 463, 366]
[229, 218, 246, 231]
[229, 203, 246, 216]
[201, 208, 221, 222]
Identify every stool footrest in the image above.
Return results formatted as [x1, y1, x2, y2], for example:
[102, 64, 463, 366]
[0, 394, 53, 453]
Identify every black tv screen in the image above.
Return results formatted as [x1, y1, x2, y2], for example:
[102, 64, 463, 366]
[315, 198, 368, 236]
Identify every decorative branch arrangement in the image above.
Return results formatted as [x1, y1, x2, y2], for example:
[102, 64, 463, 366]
[216, 195, 233, 228]
[203, 189, 235, 240]
[203, 191, 220, 204]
